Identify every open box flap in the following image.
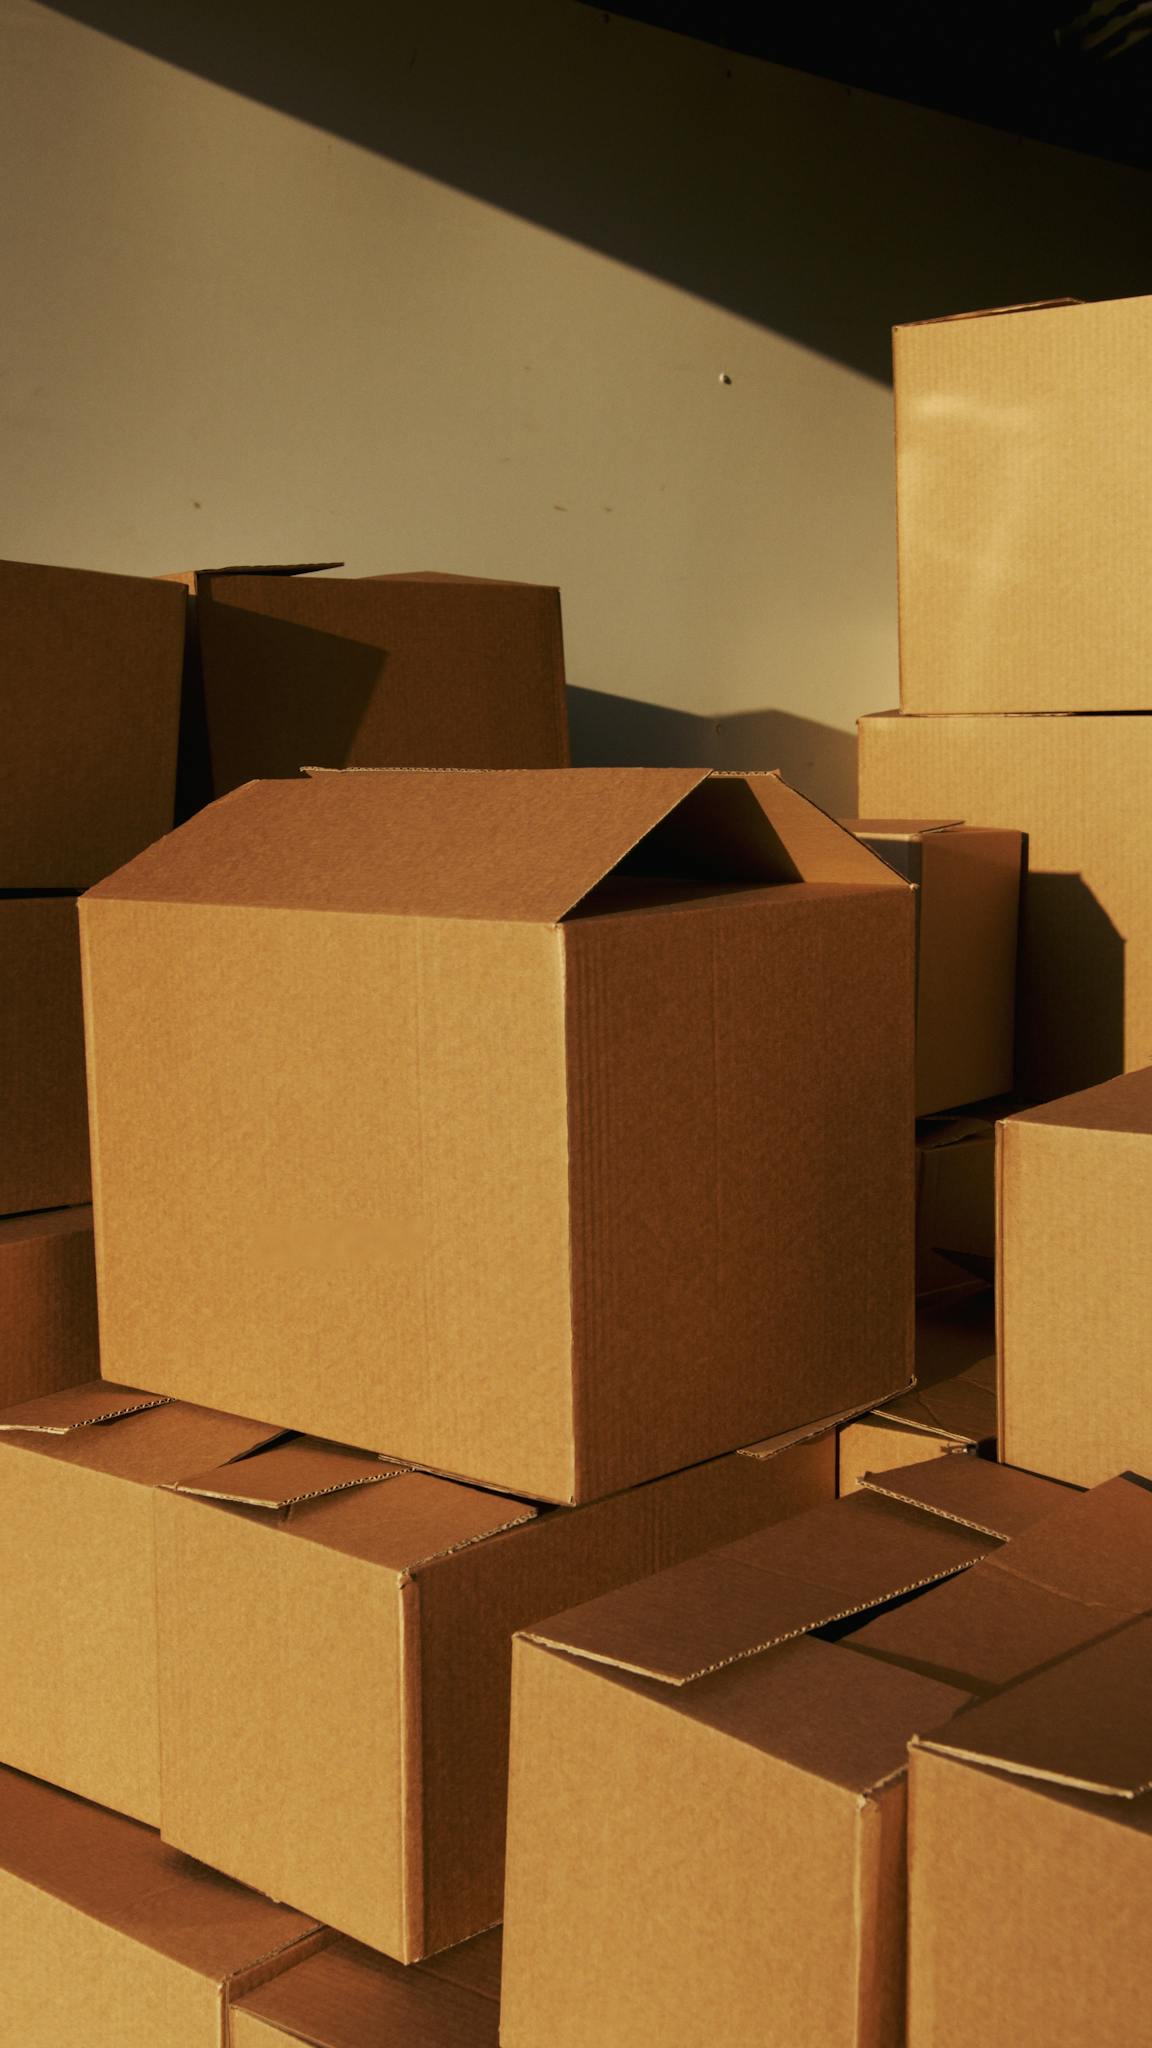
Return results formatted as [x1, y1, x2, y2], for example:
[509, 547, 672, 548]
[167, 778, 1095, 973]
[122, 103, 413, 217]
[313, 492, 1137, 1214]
[0, 1381, 172, 1434]
[858, 1456, 1070, 1540]
[167, 1436, 410, 1509]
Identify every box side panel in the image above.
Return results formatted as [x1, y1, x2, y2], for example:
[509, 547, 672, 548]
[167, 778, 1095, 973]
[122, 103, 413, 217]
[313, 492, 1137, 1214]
[0, 1206, 99, 1408]
[0, 1455, 161, 1821]
[564, 887, 914, 1497]
[156, 1492, 409, 1957]
[915, 833, 1018, 1114]
[501, 1641, 860, 2048]
[0, 898, 90, 1214]
[85, 901, 574, 1499]
[854, 1775, 909, 2048]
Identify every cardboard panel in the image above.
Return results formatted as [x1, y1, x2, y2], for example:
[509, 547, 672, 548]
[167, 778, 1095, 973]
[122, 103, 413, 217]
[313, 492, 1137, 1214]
[0, 896, 90, 1213]
[916, 1121, 995, 1293]
[915, 829, 1019, 1114]
[0, 1207, 99, 1408]
[232, 1937, 500, 2048]
[171, 1438, 402, 1507]
[857, 1454, 1067, 1540]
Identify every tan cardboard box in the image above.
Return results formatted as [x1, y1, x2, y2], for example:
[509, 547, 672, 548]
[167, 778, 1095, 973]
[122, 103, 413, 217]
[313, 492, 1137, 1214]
[232, 1930, 501, 2048]
[998, 1068, 1152, 1486]
[0, 1206, 99, 1407]
[838, 1360, 996, 1496]
[915, 1117, 995, 1294]
[0, 895, 90, 1213]
[907, 1618, 1152, 2048]
[155, 1424, 832, 1961]
[82, 766, 914, 1503]
[0, 558, 185, 887]
[858, 708, 1152, 1098]
[0, 1382, 275, 1823]
[500, 1460, 1061, 2048]
[893, 295, 1152, 716]
[0, 1764, 324, 2047]
[167, 564, 569, 814]
[845, 822, 1021, 1113]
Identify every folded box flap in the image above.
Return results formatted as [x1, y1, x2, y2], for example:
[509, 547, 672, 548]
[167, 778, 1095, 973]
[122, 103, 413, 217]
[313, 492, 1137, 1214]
[916, 1615, 1152, 1797]
[0, 1381, 171, 1435]
[986, 1471, 1152, 1611]
[168, 1437, 410, 1509]
[859, 1456, 1071, 1539]
[876, 1367, 997, 1447]
[232, 1933, 500, 2048]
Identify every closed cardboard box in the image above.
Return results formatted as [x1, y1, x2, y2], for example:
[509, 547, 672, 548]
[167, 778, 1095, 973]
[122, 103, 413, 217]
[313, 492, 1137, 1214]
[894, 294, 1152, 715]
[858, 709, 1152, 1099]
[0, 895, 90, 1214]
[845, 821, 1021, 1114]
[0, 558, 185, 886]
[0, 1382, 274, 1823]
[0, 1206, 99, 1407]
[998, 1068, 1152, 1486]
[500, 1462, 1055, 2048]
[0, 1764, 323, 2048]
[82, 766, 914, 1503]
[232, 1930, 501, 2048]
[169, 564, 569, 815]
[155, 1425, 832, 1961]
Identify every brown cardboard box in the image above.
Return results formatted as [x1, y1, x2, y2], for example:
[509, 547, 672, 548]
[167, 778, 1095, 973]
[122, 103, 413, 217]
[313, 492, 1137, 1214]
[0, 1764, 324, 2047]
[893, 295, 1152, 716]
[168, 564, 569, 814]
[845, 822, 1021, 1113]
[82, 766, 915, 1503]
[0, 1382, 275, 1823]
[232, 1930, 501, 2048]
[998, 1068, 1152, 1486]
[500, 1462, 1062, 2048]
[838, 1361, 996, 1496]
[858, 708, 1152, 1098]
[1, 895, 90, 1213]
[907, 1618, 1152, 2048]
[155, 1424, 832, 1962]
[0, 558, 185, 886]
[0, 1206, 99, 1407]
[916, 1117, 995, 1294]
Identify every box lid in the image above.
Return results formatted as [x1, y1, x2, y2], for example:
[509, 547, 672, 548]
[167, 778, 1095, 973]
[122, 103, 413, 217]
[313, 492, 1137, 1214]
[1003, 1064, 1152, 1138]
[232, 1931, 500, 2048]
[0, 1380, 278, 1486]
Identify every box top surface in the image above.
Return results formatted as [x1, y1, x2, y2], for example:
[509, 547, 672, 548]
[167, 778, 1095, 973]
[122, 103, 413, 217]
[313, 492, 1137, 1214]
[0, 1764, 319, 1979]
[84, 768, 903, 924]
[0, 1380, 276, 1486]
[233, 1931, 501, 2048]
[1004, 1063, 1152, 1138]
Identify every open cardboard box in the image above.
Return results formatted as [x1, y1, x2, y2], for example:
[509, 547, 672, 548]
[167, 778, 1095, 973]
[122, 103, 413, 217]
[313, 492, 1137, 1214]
[232, 1929, 501, 2048]
[0, 1206, 99, 1408]
[155, 1422, 832, 1961]
[81, 765, 915, 1503]
[0, 895, 90, 1214]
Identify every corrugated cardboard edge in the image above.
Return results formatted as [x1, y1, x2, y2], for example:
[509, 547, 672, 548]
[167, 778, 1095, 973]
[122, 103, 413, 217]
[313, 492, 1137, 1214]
[738, 1382, 918, 1462]
[399, 1506, 542, 1579]
[855, 1471, 1016, 1541]
[165, 1459, 413, 1511]
[909, 1731, 1152, 1802]
[0, 1392, 173, 1435]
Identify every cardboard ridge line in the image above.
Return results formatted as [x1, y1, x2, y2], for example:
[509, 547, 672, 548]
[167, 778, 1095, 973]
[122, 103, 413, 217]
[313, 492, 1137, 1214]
[0, 1391, 173, 1435]
[910, 1730, 1152, 1803]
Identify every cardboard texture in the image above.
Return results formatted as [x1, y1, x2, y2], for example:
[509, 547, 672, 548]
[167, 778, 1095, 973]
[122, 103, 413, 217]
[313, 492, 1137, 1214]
[0, 1764, 324, 2048]
[998, 1068, 1152, 1487]
[0, 558, 186, 887]
[915, 1118, 995, 1294]
[0, 1205, 99, 1407]
[838, 1360, 996, 1497]
[0, 894, 90, 1213]
[845, 822, 1021, 1113]
[154, 1426, 832, 1961]
[894, 295, 1152, 715]
[168, 564, 569, 815]
[232, 1931, 501, 2048]
[0, 1381, 276, 1823]
[82, 766, 915, 1503]
[858, 709, 1152, 1099]
[499, 1473, 1039, 2047]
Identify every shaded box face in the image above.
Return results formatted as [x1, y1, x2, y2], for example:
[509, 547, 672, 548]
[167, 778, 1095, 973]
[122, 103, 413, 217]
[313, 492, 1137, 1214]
[232, 1931, 502, 2048]
[0, 1207, 99, 1409]
[846, 822, 1021, 1115]
[836, 1356, 995, 1497]
[0, 559, 185, 887]
[894, 295, 1152, 716]
[155, 1429, 833, 1961]
[0, 1384, 274, 1823]
[83, 767, 914, 1503]
[858, 710, 1152, 1101]
[999, 1069, 1152, 1487]
[0, 1765, 322, 2048]
[0, 897, 90, 1214]
[915, 1120, 995, 1295]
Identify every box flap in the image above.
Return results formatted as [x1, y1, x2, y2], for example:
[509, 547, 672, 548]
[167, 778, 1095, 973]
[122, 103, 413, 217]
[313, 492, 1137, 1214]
[0, 1381, 171, 1434]
[870, 1364, 997, 1448]
[168, 1436, 410, 1508]
[521, 1491, 995, 1685]
[165, 564, 342, 591]
[843, 819, 963, 840]
[1004, 1065, 1152, 1138]
[916, 1615, 1152, 1797]
[737, 1381, 915, 1462]
[232, 1933, 499, 2047]
[858, 1456, 1070, 1539]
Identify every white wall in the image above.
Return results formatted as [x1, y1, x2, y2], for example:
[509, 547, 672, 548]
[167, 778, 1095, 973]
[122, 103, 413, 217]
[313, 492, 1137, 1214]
[3, 0, 1150, 809]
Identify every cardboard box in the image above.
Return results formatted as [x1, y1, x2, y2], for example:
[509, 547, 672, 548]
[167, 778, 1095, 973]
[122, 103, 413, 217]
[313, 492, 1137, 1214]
[858, 709, 1152, 1099]
[916, 1118, 995, 1294]
[837, 1360, 996, 1496]
[232, 1930, 501, 2048]
[155, 1423, 833, 1961]
[0, 1381, 275, 1823]
[845, 821, 1021, 1113]
[168, 564, 569, 815]
[893, 295, 1152, 716]
[0, 1206, 99, 1407]
[500, 1461, 1062, 2048]
[998, 1068, 1152, 1486]
[0, 557, 185, 887]
[1, 895, 90, 1213]
[907, 1618, 1152, 2047]
[82, 766, 915, 1503]
[0, 1764, 324, 2047]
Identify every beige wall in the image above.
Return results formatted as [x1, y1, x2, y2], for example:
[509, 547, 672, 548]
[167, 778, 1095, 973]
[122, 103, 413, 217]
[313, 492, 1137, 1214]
[3, 0, 1151, 809]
